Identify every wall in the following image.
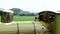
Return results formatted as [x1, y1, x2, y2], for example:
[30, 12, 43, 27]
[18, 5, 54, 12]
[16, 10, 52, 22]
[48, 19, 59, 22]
[56, 14, 60, 34]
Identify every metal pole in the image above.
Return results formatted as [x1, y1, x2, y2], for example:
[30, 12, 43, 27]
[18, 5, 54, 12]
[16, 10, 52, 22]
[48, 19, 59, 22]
[17, 22, 20, 34]
[32, 22, 36, 34]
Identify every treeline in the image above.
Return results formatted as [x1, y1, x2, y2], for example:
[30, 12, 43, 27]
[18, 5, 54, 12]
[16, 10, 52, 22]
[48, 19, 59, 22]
[0, 8, 38, 16]
[10, 8, 38, 16]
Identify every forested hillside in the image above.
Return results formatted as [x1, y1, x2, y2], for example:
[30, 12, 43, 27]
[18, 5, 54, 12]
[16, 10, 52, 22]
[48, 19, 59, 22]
[10, 8, 38, 16]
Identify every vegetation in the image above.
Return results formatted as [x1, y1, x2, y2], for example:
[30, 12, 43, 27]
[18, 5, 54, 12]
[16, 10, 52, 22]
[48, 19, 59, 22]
[0, 16, 35, 22]
[13, 16, 35, 21]
[0, 8, 37, 22]
[0, 16, 1, 21]
[10, 8, 38, 16]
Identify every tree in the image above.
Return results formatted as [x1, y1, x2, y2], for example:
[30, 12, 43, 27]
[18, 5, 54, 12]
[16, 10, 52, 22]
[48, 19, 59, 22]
[10, 8, 37, 16]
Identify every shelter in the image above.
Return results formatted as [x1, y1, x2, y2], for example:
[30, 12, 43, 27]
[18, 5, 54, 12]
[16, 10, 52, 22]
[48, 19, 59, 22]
[0, 9, 14, 23]
[38, 11, 60, 34]
[38, 11, 56, 23]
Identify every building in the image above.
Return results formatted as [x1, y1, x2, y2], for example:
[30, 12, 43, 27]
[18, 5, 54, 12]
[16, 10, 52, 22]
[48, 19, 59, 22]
[0, 9, 14, 23]
[38, 11, 60, 34]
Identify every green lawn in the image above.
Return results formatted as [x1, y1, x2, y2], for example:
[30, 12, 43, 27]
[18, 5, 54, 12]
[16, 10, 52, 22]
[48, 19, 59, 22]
[13, 16, 35, 21]
[0, 16, 35, 22]
[0, 16, 1, 21]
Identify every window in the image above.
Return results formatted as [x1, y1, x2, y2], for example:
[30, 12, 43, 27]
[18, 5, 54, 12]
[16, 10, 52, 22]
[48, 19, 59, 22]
[38, 15, 44, 21]
[49, 15, 55, 22]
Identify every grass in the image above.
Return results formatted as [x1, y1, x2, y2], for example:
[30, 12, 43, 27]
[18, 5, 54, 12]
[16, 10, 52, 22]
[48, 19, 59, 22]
[0, 16, 1, 21]
[1, 15, 60, 34]
[0, 16, 35, 22]
[13, 16, 35, 21]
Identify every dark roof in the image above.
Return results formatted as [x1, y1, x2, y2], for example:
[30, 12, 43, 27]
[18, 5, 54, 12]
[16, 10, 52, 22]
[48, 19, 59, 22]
[38, 11, 56, 15]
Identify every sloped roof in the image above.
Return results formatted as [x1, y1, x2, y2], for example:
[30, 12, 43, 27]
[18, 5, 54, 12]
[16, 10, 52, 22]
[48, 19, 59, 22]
[0, 9, 14, 13]
[38, 11, 60, 15]
[55, 11, 60, 13]
[38, 11, 55, 15]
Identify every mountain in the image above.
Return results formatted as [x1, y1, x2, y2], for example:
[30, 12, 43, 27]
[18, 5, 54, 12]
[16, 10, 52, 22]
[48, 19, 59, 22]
[10, 8, 37, 16]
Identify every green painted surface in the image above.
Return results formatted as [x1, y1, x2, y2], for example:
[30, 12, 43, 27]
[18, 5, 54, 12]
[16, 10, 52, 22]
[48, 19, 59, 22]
[50, 14, 60, 34]
[56, 15, 60, 34]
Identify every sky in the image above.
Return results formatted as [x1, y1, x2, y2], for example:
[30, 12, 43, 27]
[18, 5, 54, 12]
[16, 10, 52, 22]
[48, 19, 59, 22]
[0, 0, 60, 12]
